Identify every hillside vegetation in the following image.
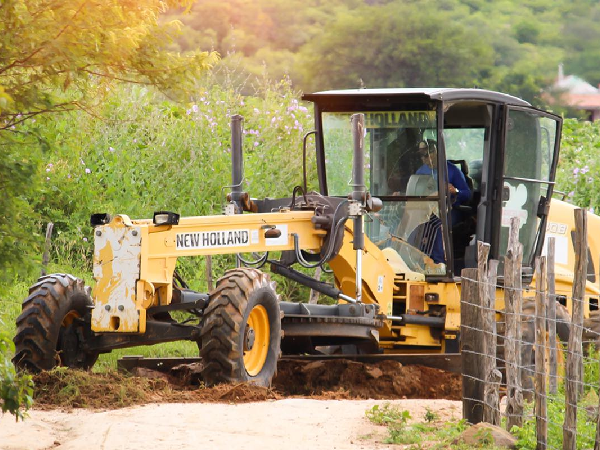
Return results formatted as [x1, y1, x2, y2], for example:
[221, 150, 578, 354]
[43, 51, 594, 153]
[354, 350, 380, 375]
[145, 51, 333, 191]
[170, 0, 600, 105]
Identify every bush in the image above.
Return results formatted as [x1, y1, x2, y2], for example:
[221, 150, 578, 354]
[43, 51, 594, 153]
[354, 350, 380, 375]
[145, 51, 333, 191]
[511, 346, 600, 449]
[13, 77, 315, 293]
[0, 320, 33, 420]
[555, 118, 600, 210]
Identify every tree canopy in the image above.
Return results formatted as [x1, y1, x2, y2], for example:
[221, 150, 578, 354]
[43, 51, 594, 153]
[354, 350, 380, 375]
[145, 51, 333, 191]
[169, 0, 600, 105]
[0, 0, 218, 128]
[0, 0, 218, 279]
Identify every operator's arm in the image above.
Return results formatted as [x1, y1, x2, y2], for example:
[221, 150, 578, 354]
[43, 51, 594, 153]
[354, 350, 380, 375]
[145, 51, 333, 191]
[448, 164, 471, 205]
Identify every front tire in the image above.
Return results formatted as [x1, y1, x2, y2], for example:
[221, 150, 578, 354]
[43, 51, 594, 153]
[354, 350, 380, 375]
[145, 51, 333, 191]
[13, 274, 98, 372]
[200, 268, 281, 387]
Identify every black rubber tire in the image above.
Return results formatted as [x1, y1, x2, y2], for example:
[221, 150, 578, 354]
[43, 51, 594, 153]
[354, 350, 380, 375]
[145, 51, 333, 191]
[13, 274, 98, 372]
[583, 310, 600, 352]
[200, 268, 281, 387]
[520, 300, 571, 343]
[497, 299, 570, 394]
[519, 300, 570, 395]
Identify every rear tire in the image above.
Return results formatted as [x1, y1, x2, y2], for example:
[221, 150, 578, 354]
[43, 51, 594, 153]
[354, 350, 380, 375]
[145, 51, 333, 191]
[519, 300, 570, 395]
[497, 299, 570, 394]
[200, 268, 281, 387]
[584, 310, 600, 352]
[13, 274, 98, 372]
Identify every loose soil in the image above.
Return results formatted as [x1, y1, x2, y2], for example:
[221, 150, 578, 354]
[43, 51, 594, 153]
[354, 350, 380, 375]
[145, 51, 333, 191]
[273, 359, 461, 400]
[31, 359, 461, 409]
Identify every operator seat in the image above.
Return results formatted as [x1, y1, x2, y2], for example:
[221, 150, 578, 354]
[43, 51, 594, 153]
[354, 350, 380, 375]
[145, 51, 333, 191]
[396, 174, 440, 257]
[405, 173, 437, 197]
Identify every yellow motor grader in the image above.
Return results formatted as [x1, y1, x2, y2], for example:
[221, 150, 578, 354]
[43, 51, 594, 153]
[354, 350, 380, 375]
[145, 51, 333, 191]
[13, 88, 597, 386]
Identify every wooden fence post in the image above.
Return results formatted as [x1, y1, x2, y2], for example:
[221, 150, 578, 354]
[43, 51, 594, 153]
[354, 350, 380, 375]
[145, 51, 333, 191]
[206, 256, 213, 291]
[41, 222, 54, 276]
[595, 355, 600, 450]
[505, 217, 524, 431]
[547, 237, 558, 395]
[596, 388, 600, 450]
[535, 256, 548, 450]
[564, 208, 587, 450]
[483, 257, 501, 426]
[461, 266, 485, 424]
[309, 266, 322, 304]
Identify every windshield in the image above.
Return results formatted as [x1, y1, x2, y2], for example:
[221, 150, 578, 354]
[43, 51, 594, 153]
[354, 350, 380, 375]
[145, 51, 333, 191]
[322, 109, 446, 276]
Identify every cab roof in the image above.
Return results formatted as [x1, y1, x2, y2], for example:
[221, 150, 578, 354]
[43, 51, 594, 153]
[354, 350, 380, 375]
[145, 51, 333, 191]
[302, 88, 531, 107]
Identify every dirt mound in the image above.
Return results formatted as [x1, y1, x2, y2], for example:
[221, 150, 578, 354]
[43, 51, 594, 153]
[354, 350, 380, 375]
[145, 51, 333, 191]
[31, 359, 461, 409]
[273, 359, 461, 400]
[33, 368, 173, 409]
[33, 368, 280, 409]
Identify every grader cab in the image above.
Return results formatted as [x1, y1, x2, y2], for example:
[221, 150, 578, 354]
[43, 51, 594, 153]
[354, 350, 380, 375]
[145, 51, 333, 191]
[14, 88, 569, 386]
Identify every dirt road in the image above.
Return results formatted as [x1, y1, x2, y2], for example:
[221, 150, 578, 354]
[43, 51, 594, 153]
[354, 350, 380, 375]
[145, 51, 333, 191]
[0, 399, 461, 450]
[0, 360, 463, 449]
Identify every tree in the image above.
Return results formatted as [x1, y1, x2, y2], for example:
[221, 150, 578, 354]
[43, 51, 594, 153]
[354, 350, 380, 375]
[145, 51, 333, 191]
[0, 0, 218, 279]
[0, 0, 218, 127]
[296, 3, 494, 91]
[562, 3, 600, 87]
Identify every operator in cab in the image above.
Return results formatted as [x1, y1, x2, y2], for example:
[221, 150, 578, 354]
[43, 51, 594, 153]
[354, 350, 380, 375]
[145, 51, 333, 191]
[416, 139, 471, 223]
[409, 139, 472, 264]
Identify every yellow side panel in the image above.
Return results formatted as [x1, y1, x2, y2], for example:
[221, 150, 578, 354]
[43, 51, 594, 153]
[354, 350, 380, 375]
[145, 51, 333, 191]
[92, 217, 144, 333]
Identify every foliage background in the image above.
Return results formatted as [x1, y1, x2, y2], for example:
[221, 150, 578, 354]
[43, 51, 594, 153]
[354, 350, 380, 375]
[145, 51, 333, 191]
[169, 0, 600, 106]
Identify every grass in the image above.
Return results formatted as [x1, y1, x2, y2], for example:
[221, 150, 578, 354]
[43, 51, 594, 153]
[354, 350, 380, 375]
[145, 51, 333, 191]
[94, 341, 200, 372]
[364, 403, 507, 449]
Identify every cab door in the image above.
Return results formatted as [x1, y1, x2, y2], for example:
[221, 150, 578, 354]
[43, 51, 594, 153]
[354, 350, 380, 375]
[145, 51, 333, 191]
[494, 106, 562, 273]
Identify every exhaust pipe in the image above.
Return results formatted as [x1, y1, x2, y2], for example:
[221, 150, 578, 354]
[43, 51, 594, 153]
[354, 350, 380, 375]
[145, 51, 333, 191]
[230, 114, 244, 214]
[350, 114, 365, 303]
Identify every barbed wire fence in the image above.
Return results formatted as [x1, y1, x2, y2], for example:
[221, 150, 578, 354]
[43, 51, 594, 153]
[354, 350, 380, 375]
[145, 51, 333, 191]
[460, 210, 600, 450]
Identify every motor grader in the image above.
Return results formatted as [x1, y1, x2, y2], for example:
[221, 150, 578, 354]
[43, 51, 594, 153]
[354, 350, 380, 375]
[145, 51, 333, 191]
[13, 88, 598, 387]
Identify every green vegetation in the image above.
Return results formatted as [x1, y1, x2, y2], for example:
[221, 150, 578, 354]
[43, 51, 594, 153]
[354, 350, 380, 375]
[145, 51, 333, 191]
[0, 321, 33, 420]
[0, 75, 316, 364]
[0, 0, 211, 420]
[0, 0, 217, 282]
[20, 79, 312, 278]
[365, 403, 473, 448]
[511, 347, 600, 449]
[556, 119, 600, 211]
[170, 0, 600, 106]
[365, 349, 600, 448]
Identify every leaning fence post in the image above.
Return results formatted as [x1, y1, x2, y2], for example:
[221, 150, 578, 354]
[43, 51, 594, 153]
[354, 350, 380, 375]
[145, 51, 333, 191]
[461, 266, 484, 424]
[206, 256, 214, 291]
[564, 208, 587, 450]
[595, 358, 600, 450]
[535, 256, 548, 450]
[547, 237, 558, 395]
[483, 257, 501, 426]
[41, 222, 54, 276]
[505, 217, 524, 431]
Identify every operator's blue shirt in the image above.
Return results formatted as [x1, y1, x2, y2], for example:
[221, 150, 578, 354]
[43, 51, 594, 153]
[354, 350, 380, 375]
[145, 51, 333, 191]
[412, 162, 471, 264]
[415, 162, 471, 207]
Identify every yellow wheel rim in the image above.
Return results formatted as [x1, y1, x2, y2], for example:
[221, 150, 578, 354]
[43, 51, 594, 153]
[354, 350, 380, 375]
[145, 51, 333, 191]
[243, 305, 270, 376]
[62, 310, 80, 327]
